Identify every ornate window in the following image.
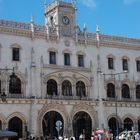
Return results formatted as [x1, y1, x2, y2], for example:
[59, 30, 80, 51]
[108, 58, 114, 70]
[47, 79, 57, 95]
[107, 83, 115, 98]
[76, 81, 86, 97]
[62, 80, 72, 96]
[9, 74, 21, 94]
[78, 55, 84, 67]
[12, 48, 20, 61]
[64, 53, 70, 66]
[122, 59, 128, 71]
[136, 85, 140, 99]
[136, 60, 140, 72]
[49, 52, 56, 64]
[121, 84, 130, 98]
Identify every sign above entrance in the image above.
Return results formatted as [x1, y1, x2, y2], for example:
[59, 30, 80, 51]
[56, 120, 62, 128]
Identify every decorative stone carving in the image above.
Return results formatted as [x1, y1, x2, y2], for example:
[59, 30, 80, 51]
[37, 102, 69, 137]
[70, 102, 98, 129]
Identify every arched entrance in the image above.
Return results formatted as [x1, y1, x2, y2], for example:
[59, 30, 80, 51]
[8, 117, 23, 140]
[123, 118, 133, 131]
[42, 111, 64, 139]
[108, 117, 119, 137]
[73, 111, 92, 140]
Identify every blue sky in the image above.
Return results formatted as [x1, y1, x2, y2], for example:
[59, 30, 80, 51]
[0, 0, 140, 39]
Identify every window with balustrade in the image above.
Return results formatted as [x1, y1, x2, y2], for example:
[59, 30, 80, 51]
[76, 81, 86, 97]
[62, 80, 72, 96]
[47, 79, 57, 95]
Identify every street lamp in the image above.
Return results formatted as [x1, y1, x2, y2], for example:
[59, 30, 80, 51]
[100, 71, 128, 139]
[0, 67, 15, 102]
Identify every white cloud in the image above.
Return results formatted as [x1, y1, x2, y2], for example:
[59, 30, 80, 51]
[81, 0, 96, 8]
[123, 0, 140, 5]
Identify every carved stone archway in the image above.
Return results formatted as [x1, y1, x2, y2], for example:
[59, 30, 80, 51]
[70, 102, 98, 133]
[7, 112, 28, 139]
[37, 102, 69, 137]
[0, 113, 7, 129]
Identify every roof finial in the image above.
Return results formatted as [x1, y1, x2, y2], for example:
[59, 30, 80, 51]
[96, 25, 100, 47]
[96, 24, 100, 33]
[84, 23, 87, 32]
[30, 15, 35, 39]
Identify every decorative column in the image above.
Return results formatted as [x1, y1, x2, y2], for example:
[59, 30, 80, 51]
[29, 47, 37, 136]
[97, 72, 106, 129]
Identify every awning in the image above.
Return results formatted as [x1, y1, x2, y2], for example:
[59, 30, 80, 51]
[0, 130, 18, 137]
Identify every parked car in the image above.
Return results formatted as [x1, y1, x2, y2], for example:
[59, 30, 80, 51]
[117, 131, 137, 140]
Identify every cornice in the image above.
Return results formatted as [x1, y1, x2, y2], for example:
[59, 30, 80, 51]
[104, 101, 140, 108]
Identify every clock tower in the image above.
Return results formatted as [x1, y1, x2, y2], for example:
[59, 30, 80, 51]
[45, 0, 76, 37]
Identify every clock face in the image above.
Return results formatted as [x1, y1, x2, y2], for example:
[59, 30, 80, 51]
[62, 16, 70, 25]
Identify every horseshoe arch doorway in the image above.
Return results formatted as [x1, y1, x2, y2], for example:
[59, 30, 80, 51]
[42, 111, 64, 139]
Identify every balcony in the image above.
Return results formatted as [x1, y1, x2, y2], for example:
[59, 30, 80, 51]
[5, 93, 92, 101]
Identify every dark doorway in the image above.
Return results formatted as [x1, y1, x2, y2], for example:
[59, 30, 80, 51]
[73, 111, 92, 140]
[108, 117, 119, 137]
[8, 117, 22, 140]
[42, 111, 64, 139]
[123, 118, 133, 131]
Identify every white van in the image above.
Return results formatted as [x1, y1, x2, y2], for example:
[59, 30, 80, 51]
[118, 131, 137, 140]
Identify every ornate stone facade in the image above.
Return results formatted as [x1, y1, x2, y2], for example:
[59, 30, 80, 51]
[0, 0, 140, 139]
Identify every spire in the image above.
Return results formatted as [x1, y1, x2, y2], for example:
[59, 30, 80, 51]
[83, 23, 87, 45]
[96, 25, 100, 45]
[30, 16, 35, 39]
[96, 24, 100, 33]
[84, 23, 87, 32]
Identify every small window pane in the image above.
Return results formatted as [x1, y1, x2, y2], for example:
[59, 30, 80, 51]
[49, 52, 56, 64]
[108, 58, 114, 69]
[64, 53, 70, 66]
[122, 59, 128, 70]
[12, 48, 20, 61]
[78, 55, 84, 67]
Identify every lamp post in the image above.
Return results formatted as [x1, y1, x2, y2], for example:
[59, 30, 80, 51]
[0, 67, 15, 102]
[100, 71, 127, 139]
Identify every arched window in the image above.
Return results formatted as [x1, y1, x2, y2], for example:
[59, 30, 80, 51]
[9, 75, 21, 94]
[136, 85, 140, 99]
[76, 81, 86, 97]
[107, 83, 115, 98]
[62, 80, 72, 96]
[47, 79, 57, 95]
[121, 84, 130, 98]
